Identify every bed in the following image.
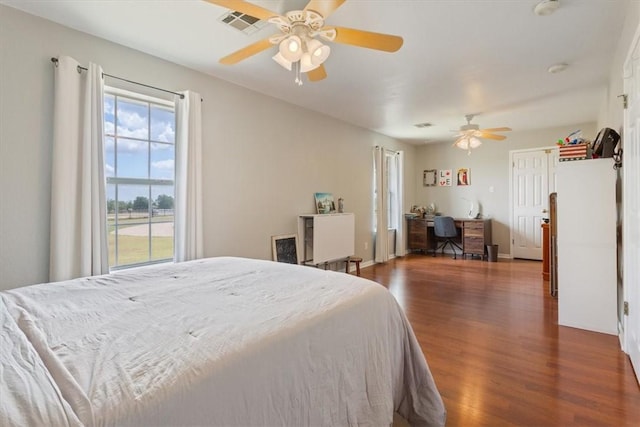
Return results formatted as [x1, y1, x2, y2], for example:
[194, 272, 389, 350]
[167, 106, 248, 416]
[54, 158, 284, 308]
[1, 257, 445, 426]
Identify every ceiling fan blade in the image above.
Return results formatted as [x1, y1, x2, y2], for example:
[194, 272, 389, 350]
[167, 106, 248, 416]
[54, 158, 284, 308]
[204, 0, 278, 21]
[478, 132, 507, 141]
[480, 127, 512, 132]
[304, 0, 346, 19]
[307, 64, 327, 82]
[330, 26, 403, 52]
[219, 37, 274, 64]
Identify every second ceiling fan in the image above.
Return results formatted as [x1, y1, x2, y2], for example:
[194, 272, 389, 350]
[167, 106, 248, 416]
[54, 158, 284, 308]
[452, 114, 512, 154]
[205, 0, 403, 84]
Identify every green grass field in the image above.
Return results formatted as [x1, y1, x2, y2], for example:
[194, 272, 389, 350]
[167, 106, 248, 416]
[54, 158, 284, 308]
[108, 215, 174, 266]
[108, 234, 173, 266]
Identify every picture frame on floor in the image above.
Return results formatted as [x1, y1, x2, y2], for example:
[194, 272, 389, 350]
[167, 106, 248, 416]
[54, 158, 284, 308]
[271, 234, 299, 264]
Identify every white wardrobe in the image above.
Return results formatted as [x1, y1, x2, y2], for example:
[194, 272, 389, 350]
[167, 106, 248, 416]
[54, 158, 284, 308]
[557, 158, 617, 335]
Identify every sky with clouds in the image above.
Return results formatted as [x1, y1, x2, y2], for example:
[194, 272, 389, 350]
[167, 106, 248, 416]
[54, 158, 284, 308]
[105, 94, 175, 206]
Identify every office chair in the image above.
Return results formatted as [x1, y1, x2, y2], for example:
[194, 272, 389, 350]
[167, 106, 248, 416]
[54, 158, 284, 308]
[433, 216, 462, 259]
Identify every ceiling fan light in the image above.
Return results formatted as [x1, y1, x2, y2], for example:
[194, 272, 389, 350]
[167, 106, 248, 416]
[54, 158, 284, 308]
[455, 138, 470, 150]
[279, 35, 303, 62]
[300, 52, 320, 72]
[455, 137, 482, 151]
[469, 137, 482, 148]
[272, 52, 292, 71]
[306, 39, 330, 66]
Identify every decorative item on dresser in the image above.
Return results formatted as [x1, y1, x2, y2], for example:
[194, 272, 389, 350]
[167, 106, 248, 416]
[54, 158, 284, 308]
[314, 192, 335, 214]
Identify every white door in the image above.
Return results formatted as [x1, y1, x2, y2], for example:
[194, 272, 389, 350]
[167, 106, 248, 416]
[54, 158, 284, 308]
[623, 24, 640, 385]
[511, 149, 557, 260]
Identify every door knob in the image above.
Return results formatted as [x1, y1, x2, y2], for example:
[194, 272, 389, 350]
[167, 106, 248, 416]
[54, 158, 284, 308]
[542, 209, 548, 213]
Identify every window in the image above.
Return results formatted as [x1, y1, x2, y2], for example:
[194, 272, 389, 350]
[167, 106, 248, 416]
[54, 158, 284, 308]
[104, 88, 175, 269]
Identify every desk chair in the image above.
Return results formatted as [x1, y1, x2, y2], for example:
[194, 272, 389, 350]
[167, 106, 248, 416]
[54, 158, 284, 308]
[433, 216, 462, 259]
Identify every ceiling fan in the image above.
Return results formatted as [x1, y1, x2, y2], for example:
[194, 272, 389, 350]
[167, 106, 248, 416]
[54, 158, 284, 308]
[452, 114, 512, 154]
[205, 0, 403, 85]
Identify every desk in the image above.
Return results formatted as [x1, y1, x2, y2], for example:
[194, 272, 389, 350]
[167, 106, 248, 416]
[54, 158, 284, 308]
[407, 218, 492, 259]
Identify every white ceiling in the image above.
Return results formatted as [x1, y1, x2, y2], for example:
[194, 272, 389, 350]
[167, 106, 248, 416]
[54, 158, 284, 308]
[2, 0, 627, 144]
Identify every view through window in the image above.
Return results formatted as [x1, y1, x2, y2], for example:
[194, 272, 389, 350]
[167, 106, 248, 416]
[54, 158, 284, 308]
[104, 88, 175, 268]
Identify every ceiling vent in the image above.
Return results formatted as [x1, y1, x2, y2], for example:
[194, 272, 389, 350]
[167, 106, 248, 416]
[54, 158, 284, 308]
[220, 11, 268, 35]
[414, 122, 433, 128]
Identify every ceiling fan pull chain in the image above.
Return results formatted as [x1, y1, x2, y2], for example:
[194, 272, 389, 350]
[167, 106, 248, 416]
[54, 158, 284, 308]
[294, 61, 303, 86]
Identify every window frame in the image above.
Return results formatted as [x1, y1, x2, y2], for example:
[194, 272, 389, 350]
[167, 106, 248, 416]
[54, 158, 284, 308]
[104, 86, 176, 270]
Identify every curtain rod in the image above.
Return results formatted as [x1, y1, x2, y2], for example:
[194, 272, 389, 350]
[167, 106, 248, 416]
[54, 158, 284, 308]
[51, 57, 185, 100]
[375, 145, 400, 155]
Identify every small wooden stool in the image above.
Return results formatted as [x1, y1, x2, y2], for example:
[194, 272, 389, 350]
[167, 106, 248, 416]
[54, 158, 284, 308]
[346, 256, 362, 276]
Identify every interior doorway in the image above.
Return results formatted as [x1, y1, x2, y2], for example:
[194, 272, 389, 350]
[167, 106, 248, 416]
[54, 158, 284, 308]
[510, 147, 558, 260]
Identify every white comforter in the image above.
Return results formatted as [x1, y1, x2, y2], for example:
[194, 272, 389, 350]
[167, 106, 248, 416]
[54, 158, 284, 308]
[1, 257, 445, 426]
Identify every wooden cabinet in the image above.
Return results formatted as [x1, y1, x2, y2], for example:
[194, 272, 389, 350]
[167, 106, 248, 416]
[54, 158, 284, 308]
[541, 223, 550, 281]
[407, 218, 432, 252]
[462, 219, 492, 259]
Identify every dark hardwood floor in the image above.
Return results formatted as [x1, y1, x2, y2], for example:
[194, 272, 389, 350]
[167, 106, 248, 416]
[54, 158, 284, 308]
[361, 254, 640, 426]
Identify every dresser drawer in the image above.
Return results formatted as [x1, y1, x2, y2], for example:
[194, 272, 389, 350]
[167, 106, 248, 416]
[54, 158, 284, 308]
[464, 227, 484, 238]
[409, 231, 427, 246]
[407, 219, 429, 250]
[464, 221, 484, 230]
[464, 237, 485, 254]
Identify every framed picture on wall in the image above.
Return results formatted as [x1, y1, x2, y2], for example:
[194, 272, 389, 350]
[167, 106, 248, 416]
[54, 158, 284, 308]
[423, 169, 437, 186]
[438, 169, 452, 186]
[457, 168, 470, 186]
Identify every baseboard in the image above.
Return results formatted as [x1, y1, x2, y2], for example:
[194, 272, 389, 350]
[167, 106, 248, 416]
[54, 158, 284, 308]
[619, 320, 626, 352]
[361, 260, 375, 269]
[347, 259, 375, 274]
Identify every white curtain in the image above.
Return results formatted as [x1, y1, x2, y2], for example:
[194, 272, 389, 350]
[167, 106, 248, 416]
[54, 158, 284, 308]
[394, 151, 406, 257]
[373, 147, 405, 263]
[174, 90, 204, 262]
[373, 147, 389, 263]
[50, 56, 108, 281]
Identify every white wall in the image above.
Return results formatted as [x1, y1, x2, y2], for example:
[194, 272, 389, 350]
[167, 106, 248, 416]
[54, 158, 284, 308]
[0, 5, 415, 290]
[598, 0, 640, 132]
[414, 122, 597, 256]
